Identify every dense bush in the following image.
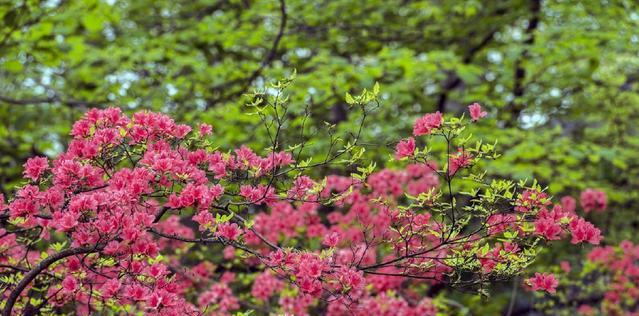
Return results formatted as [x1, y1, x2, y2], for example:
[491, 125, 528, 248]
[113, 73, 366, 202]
[0, 85, 605, 315]
[1, 1, 638, 315]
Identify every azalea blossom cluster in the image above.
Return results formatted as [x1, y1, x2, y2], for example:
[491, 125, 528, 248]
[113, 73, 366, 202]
[395, 105, 602, 294]
[0, 100, 603, 315]
[581, 241, 639, 315]
[530, 240, 639, 315]
[236, 103, 604, 313]
[529, 190, 606, 246]
[532, 201, 602, 244]
[527, 272, 559, 294]
[580, 189, 607, 213]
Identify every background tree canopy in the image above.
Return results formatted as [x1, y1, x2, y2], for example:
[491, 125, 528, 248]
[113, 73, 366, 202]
[1, 0, 638, 313]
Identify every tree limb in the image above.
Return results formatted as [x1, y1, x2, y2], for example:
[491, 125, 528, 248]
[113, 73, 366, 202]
[1, 244, 104, 316]
[435, 28, 500, 113]
[205, 0, 287, 108]
[504, 0, 541, 126]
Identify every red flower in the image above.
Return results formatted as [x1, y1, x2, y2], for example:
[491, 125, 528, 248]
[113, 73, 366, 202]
[395, 137, 416, 159]
[580, 189, 607, 213]
[515, 189, 551, 212]
[448, 148, 473, 176]
[198, 123, 213, 136]
[413, 112, 443, 136]
[569, 218, 602, 245]
[100, 279, 121, 298]
[216, 222, 241, 241]
[560, 196, 577, 213]
[23, 156, 49, 181]
[287, 176, 315, 199]
[251, 272, 283, 300]
[322, 232, 340, 247]
[534, 218, 563, 240]
[527, 272, 558, 294]
[468, 103, 487, 122]
[61, 275, 78, 293]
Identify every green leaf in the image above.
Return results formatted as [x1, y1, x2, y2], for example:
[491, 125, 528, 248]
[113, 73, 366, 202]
[3, 60, 22, 73]
[345, 92, 355, 105]
[82, 12, 104, 33]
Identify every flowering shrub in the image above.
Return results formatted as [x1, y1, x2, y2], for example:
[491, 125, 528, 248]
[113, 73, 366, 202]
[0, 82, 602, 315]
[580, 189, 607, 213]
[529, 240, 639, 315]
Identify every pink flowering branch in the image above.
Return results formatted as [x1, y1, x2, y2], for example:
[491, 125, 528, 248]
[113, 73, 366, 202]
[2, 244, 105, 316]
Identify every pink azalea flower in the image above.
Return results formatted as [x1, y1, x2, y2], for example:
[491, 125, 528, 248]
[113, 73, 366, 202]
[216, 222, 241, 241]
[580, 189, 607, 213]
[468, 102, 487, 122]
[448, 148, 472, 176]
[198, 123, 213, 136]
[527, 272, 558, 294]
[413, 112, 443, 136]
[23, 156, 49, 181]
[560, 196, 577, 213]
[569, 218, 602, 245]
[251, 272, 284, 300]
[322, 232, 340, 247]
[395, 137, 416, 159]
[534, 217, 563, 240]
[62, 275, 78, 293]
[100, 279, 121, 298]
[515, 189, 551, 212]
[287, 176, 315, 199]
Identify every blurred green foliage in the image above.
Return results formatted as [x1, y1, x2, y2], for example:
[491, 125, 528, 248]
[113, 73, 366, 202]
[1, 0, 639, 313]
